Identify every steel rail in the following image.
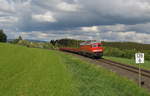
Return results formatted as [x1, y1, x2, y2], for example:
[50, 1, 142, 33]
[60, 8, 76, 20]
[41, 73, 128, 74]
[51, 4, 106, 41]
[98, 59, 150, 78]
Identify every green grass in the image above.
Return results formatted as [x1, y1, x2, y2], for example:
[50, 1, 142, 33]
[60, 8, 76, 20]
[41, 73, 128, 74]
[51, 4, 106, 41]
[62, 54, 150, 96]
[0, 43, 78, 96]
[104, 56, 150, 70]
[0, 43, 150, 96]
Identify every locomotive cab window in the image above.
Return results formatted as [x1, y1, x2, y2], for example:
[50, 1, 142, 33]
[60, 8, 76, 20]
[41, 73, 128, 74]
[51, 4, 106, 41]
[98, 44, 102, 47]
[92, 44, 97, 48]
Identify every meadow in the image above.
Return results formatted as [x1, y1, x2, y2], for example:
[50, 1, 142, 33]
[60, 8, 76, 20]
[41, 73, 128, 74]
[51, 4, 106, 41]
[0, 43, 77, 96]
[0, 43, 149, 96]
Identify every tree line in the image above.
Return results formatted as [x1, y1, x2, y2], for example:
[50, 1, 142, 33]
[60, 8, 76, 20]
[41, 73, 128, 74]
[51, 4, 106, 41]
[50, 38, 83, 48]
[102, 41, 150, 51]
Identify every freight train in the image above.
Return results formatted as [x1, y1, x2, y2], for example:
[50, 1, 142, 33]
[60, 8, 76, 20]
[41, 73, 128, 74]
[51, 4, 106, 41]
[59, 40, 104, 59]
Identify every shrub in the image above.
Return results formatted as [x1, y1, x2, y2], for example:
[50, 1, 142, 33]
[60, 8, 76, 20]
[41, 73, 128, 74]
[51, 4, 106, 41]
[104, 47, 125, 57]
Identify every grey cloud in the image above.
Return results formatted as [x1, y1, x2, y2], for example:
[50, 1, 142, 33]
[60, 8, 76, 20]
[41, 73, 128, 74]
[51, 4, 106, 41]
[27, 0, 150, 32]
[127, 23, 150, 34]
[101, 31, 150, 44]
[4, 0, 150, 31]
[1, 0, 150, 43]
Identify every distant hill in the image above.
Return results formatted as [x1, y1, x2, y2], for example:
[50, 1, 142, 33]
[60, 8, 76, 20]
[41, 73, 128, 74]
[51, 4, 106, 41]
[8, 39, 47, 43]
[102, 41, 150, 50]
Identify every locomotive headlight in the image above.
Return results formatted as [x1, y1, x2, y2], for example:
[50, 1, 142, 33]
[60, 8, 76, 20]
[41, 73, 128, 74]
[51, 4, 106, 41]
[98, 49, 102, 52]
[99, 49, 102, 51]
[93, 49, 102, 52]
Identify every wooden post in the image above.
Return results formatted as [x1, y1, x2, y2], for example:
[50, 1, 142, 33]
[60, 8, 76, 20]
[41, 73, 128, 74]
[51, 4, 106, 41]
[138, 64, 141, 87]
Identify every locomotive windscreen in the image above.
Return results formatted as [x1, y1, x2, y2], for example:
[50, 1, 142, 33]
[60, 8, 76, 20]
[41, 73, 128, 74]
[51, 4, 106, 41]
[80, 40, 101, 45]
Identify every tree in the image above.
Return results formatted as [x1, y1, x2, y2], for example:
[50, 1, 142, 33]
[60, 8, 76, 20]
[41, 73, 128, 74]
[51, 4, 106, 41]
[0, 29, 7, 42]
[11, 36, 23, 44]
[18, 36, 22, 41]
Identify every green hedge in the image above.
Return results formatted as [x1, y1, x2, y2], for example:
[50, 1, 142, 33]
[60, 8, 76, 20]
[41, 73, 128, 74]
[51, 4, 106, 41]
[104, 47, 150, 61]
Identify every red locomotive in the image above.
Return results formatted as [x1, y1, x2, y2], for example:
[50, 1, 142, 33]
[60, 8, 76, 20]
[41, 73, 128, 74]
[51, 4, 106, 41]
[59, 40, 104, 59]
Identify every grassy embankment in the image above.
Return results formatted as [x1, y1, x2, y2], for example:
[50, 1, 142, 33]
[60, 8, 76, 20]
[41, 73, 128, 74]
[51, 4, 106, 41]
[0, 43, 149, 96]
[104, 56, 150, 70]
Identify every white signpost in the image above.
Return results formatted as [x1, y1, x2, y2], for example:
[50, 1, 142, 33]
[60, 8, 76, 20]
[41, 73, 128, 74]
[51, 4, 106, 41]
[135, 53, 144, 87]
[135, 53, 144, 64]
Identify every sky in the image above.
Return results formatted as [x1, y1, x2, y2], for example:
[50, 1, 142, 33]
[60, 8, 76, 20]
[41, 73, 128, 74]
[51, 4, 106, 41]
[0, 0, 150, 43]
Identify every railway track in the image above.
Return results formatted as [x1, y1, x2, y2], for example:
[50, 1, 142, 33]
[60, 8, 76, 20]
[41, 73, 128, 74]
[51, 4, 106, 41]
[62, 50, 150, 79]
[98, 59, 150, 78]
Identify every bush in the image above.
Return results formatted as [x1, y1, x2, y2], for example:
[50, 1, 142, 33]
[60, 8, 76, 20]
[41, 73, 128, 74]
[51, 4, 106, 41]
[11, 36, 22, 44]
[104, 47, 125, 57]
[17, 40, 30, 47]
[17, 40, 55, 49]
[144, 53, 150, 61]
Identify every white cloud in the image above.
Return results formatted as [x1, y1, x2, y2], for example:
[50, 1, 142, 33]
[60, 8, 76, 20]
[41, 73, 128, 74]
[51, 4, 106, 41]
[32, 11, 57, 22]
[57, 2, 80, 12]
[0, 0, 15, 12]
[101, 31, 150, 44]
[13, 31, 50, 40]
[99, 24, 127, 32]
[81, 26, 99, 32]
[0, 16, 18, 22]
[35, 32, 49, 38]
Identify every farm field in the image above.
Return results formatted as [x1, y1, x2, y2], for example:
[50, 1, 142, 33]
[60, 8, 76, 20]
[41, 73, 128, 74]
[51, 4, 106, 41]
[104, 56, 150, 70]
[0, 43, 150, 96]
